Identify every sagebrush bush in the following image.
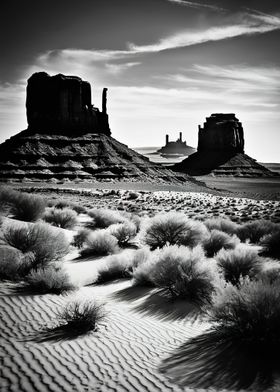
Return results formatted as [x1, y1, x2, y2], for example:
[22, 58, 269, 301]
[81, 230, 119, 256]
[0, 246, 28, 280]
[96, 251, 133, 284]
[43, 207, 78, 229]
[178, 220, 209, 248]
[203, 230, 239, 257]
[132, 248, 158, 286]
[148, 245, 216, 304]
[26, 264, 76, 294]
[55, 201, 87, 214]
[216, 246, 263, 286]
[108, 222, 137, 246]
[1, 222, 70, 268]
[142, 212, 192, 249]
[210, 279, 280, 350]
[237, 220, 280, 244]
[204, 217, 240, 235]
[260, 230, 280, 259]
[58, 300, 105, 333]
[0, 188, 46, 221]
[87, 208, 126, 229]
[96, 248, 149, 284]
[72, 228, 91, 249]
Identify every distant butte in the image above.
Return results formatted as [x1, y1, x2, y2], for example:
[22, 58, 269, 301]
[157, 132, 196, 157]
[173, 113, 277, 177]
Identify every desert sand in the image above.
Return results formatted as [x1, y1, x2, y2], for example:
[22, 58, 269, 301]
[1, 185, 280, 392]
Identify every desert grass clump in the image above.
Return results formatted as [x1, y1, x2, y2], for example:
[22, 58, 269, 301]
[1, 222, 70, 268]
[237, 220, 280, 244]
[210, 279, 280, 351]
[204, 217, 240, 235]
[108, 221, 137, 246]
[55, 200, 87, 214]
[0, 246, 29, 280]
[26, 264, 76, 294]
[72, 228, 91, 249]
[142, 212, 191, 249]
[216, 246, 263, 286]
[87, 208, 126, 229]
[203, 230, 239, 258]
[260, 230, 280, 259]
[57, 299, 105, 334]
[149, 245, 216, 304]
[43, 207, 78, 229]
[0, 188, 46, 221]
[81, 230, 119, 256]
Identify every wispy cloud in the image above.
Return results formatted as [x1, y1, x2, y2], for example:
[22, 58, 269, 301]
[105, 62, 141, 74]
[166, 0, 226, 12]
[129, 11, 280, 53]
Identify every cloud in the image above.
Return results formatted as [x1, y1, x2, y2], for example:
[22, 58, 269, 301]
[166, 0, 226, 12]
[128, 11, 280, 53]
[105, 62, 141, 75]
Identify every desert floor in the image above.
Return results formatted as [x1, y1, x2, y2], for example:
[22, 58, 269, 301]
[1, 181, 280, 392]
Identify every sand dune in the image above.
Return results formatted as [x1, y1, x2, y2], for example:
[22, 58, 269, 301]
[0, 275, 209, 392]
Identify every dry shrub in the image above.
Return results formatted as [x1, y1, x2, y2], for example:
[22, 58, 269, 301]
[237, 220, 280, 244]
[210, 279, 280, 351]
[148, 245, 216, 304]
[72, 228, 91, 249]
[132, 248, 158, 286]
[0, 187, 46, 221]
[260, 230, 280, 259]
[108, 222, 137, 246]
[1, 222, 70, 268]
[81, 230, 119, 256]
[88, 208, 126, 229]
[55, 201, 87, 214]
[203, 230, 239, 257]
[26, 264, 76, 294]
[0, 246, 29, 280]
[96, 247, 150, 284]
[204, 217, 240, 235]
[58, 299, 105, 333]
[216, 246, 263, 286]
[178, 220, 209, 248]
[43, 207, 78, 229]
[142, 212, 194, 249]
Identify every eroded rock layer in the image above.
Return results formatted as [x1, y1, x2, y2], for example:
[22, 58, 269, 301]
[0, 131, 199, 183]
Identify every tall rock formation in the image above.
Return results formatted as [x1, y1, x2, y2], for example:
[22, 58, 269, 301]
[26, 72, 110, 135]
[0, 72, 203, 187]
[197, 114, 244, 153]
[173, 113, 276, 177]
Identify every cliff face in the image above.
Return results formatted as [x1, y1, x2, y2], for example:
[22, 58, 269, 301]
[173, 114, 276, 177]
[198, 113, 244, 153]
[26, 72, 110, 135]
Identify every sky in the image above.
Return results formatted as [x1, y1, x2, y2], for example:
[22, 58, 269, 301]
[1, 0, 280, 162]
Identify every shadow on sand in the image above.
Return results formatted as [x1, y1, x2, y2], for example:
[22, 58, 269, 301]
[21, 324, 97, 343]
[160, 330, 280, 391]
[112, 285, 202, 322]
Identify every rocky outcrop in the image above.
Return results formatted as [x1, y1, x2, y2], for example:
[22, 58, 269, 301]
[173, 114, 276, 177]
[198, 114, 244, 153]
[26, 72, 110, 135]
[0, 72, 203, 186]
